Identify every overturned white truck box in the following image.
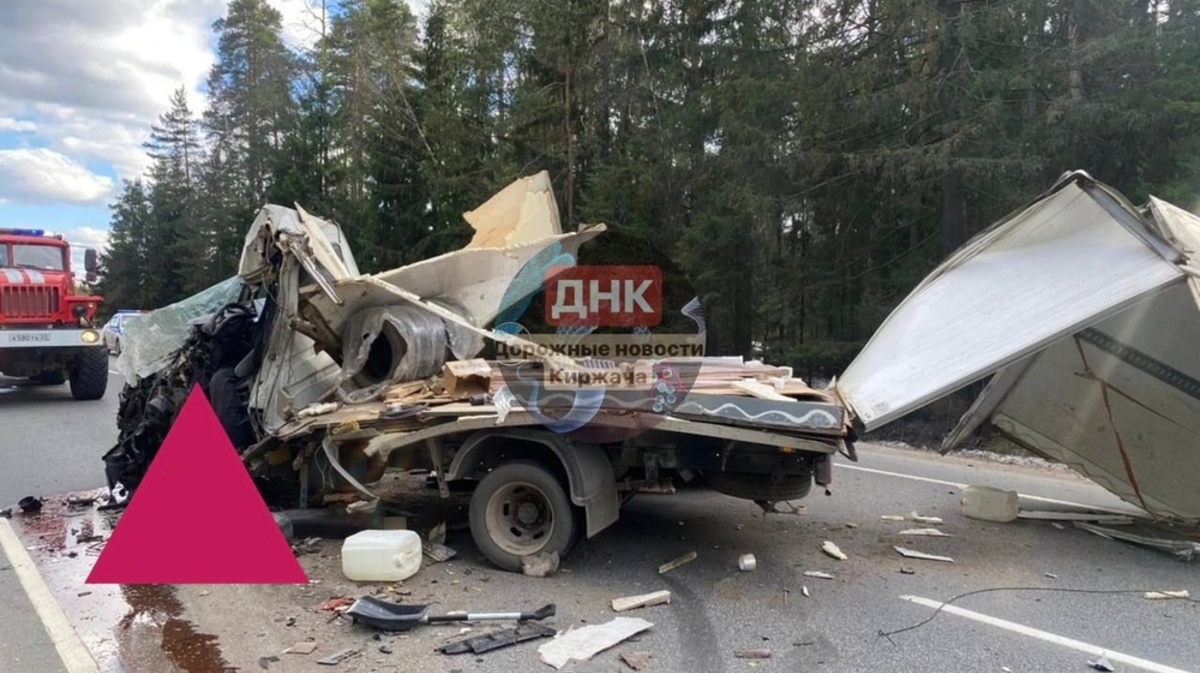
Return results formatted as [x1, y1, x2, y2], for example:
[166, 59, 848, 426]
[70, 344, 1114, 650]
[106, 171, 857, 573]
[836, 170, 1200, 522]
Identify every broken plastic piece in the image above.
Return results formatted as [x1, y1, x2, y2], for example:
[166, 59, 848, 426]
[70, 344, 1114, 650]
[1143, 590, 1189, 600]
[734, 649, 772, 659]
[440, 622, 557, 655]
[17, 496, 42, 513]
[620, 651, 653, 671]
[908, 512, 944, 524]
[898, 528, 951, 537]
[316, 648, 360, 666]
[1089, 655, 1116, 672]
[803, 571, 835, 580]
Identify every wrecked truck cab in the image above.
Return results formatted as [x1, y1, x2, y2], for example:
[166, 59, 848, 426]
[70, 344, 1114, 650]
[106, 171, 858, 573]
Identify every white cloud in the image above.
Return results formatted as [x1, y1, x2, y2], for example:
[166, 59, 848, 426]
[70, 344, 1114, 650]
[0, 117, 36, 132]
[0, 148, 114, 204]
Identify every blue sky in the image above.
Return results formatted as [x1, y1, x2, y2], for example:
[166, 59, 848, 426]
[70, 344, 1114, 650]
[0, 0, 424, 275]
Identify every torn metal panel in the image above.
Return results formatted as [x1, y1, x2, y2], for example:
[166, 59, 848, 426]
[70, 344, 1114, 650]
[842, 170, 1200, 521]
[974, 283, 1200, 520]
[837, 174, 1185, 430]
[238, 204, 359, 284]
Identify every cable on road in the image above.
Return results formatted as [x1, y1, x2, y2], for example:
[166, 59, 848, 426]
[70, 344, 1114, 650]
[879, 586, 1200, 644]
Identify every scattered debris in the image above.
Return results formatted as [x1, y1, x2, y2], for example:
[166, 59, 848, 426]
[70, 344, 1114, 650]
[0, 508, 10, 519]
[1088, 654, 1116, 672]
[424, 542, 458, 563]
[961, 486, 1018, 523]
[285, 616, 297, 627]
[443, 359, 493, 400]
[1143, 590, 1190, 600]
[611, 590, 671, 612]
[316, 648, 361, 666]
[319, 596, 354, 612]
[658, 551, 697, 574]
[537, 617, 654, 669]
[893, 546, 954, 563]
[821, 541, 847, 561]
[378, 645, 393, 654]
[258, 655, 281, 669]
[898, 528, 951, 537]
[803, 571, 835, 580]
[428, 521, 447, 545]
[880, 515, 907, 522]
[522, 551, 560, 577]
[845, 522, 859, 529]
[1074, 521, 1200, 561]
[734, 649, 772, 659]
[738, 554, 757, 571]
[1051, 523, 1066, 530]
[801, 586, 810, 598]
[1018, 511, 1135, 525]
[620, 651, 653, 671]
[440, 623, 557, 655]
[638, 482, 677, 495]
[17, 496, 42, 513]
[898, 567, 915, 575]
[285, 641, 318, 655]
[345, 595, 555, 632]
[1045, 573, 1058, 579]
[908, 512, 944, 525]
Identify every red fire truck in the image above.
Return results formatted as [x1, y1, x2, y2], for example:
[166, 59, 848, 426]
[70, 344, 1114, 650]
[0, 228, 108, 400]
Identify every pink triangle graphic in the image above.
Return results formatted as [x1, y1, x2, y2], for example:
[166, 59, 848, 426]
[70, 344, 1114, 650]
[87, 385, 308, 584]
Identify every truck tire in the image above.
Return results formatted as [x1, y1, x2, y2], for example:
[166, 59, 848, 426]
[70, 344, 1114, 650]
[69, 348, 109, 400]
[706, 471, 813, 501]
[469, 460, 578, 572]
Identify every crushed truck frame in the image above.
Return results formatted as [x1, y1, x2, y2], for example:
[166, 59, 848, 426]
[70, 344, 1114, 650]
[104, 173, 858, 572]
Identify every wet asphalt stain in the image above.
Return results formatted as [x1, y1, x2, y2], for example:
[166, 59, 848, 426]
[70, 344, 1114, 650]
[12, 499, 235, 673]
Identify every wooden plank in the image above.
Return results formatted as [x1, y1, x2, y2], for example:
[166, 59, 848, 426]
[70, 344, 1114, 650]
[611, 590, 671, 612]
[732, 379, 793, 401]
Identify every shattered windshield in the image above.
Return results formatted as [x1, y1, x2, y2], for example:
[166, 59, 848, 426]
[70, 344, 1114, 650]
[12, 244, 65, 271]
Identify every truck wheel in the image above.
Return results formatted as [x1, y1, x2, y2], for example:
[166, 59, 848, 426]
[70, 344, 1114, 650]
[69, 348, 109, 400]
[706, 471, 813, 501]
[469, 460, 578, 572]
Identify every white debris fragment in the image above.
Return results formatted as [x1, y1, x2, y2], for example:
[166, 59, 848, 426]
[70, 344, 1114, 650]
[1089, 654, 1116, 672]
[893, 546, 955, 563]
[898, 528, 951, 537]
[611, 590, 671, 612]
[537, 617, 653, 669]
[1144, 590, 1190, 600]
[803, 571, 835, 580]
[297, 401, 339, 418]
[801, 586, 810, 598]
[821, 541, 848, 561]
[909, 512, 944, 525]
[880, 515, 907, 522]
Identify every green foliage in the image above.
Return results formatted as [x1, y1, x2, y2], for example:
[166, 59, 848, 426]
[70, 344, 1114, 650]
[98, 0, 1200, 369]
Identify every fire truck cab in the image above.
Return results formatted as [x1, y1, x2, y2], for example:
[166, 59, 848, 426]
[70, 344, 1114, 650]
[0, 228, 109, 400]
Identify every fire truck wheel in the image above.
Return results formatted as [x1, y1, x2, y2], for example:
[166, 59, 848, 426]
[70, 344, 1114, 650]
[70, 348, 109, 401]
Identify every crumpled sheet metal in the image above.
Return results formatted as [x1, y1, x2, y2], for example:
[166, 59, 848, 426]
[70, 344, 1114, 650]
[116, 276, 245, 384]
[238, 204, 359, 283]
[339, 304, 447, 390]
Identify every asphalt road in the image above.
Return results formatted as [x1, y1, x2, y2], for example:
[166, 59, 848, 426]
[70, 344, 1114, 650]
[0, 355, 121, 504]
[3, 375, 1199, 673]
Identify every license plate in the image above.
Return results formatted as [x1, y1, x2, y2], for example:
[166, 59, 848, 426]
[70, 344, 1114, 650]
[9, 333, 50, 343]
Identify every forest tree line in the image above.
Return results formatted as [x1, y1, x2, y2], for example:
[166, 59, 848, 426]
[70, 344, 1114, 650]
[98, 0, 1200, 380]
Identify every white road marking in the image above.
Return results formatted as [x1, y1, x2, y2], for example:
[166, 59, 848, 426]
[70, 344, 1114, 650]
[900, 595, 1195, 673]
[0, 519, 100, 673]
[838, 463, 1139, 515]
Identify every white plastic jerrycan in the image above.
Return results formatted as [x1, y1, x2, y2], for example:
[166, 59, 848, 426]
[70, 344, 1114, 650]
[341, 530, 423, 582]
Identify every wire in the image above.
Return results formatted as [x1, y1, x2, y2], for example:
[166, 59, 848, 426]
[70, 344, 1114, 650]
[879, 586, 1200, 643]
